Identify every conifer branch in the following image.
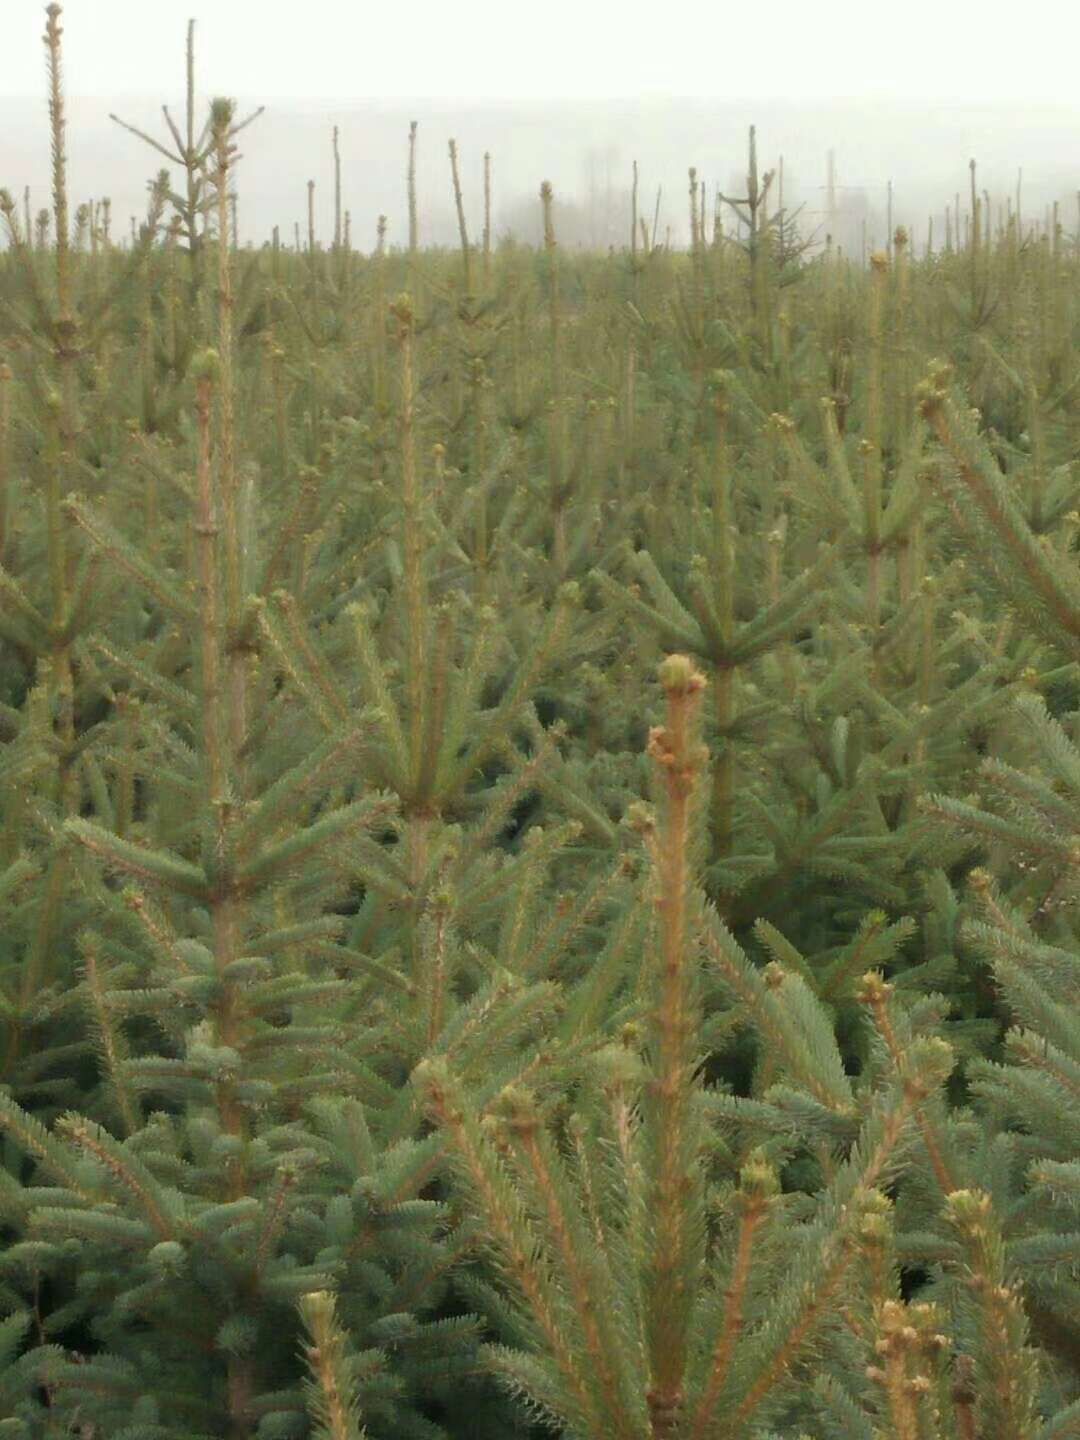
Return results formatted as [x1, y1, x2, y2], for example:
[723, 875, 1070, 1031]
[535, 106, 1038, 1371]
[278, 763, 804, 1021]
[639, 656, 707, 1437]
[78, 933, 139, 1136]
[945, 1189, 1040, 1440]
[54, 1114, 176, 1240]
[414, 1059, 606, 1436]
[687, 1153, 778, 1440]
[299, 1290, 366, 1440]
[858, 971, 959, 1196]
[0, 1093, 102, 1204]
[61, 495, 198, 622]
[64, 819, 207, 897]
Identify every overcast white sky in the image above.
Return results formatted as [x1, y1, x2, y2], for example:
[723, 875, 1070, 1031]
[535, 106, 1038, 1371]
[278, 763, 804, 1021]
[1, 0, 1080, 104]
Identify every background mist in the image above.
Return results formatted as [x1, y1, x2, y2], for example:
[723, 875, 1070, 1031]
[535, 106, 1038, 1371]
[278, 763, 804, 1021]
[2, 93, 1078, 256]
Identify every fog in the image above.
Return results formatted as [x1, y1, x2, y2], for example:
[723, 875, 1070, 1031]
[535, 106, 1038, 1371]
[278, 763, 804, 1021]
[2, 88, 1078, 261]
[2, 0, 1079, 254]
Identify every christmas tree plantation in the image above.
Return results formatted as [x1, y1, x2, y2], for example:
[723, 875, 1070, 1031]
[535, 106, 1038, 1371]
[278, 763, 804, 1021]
[0, 7, 1079, 1437]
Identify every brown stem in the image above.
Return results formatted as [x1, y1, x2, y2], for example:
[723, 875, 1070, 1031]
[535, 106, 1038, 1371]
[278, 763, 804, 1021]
[688, 1192, 769, 1440]
[643, 656, 707, 1436]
